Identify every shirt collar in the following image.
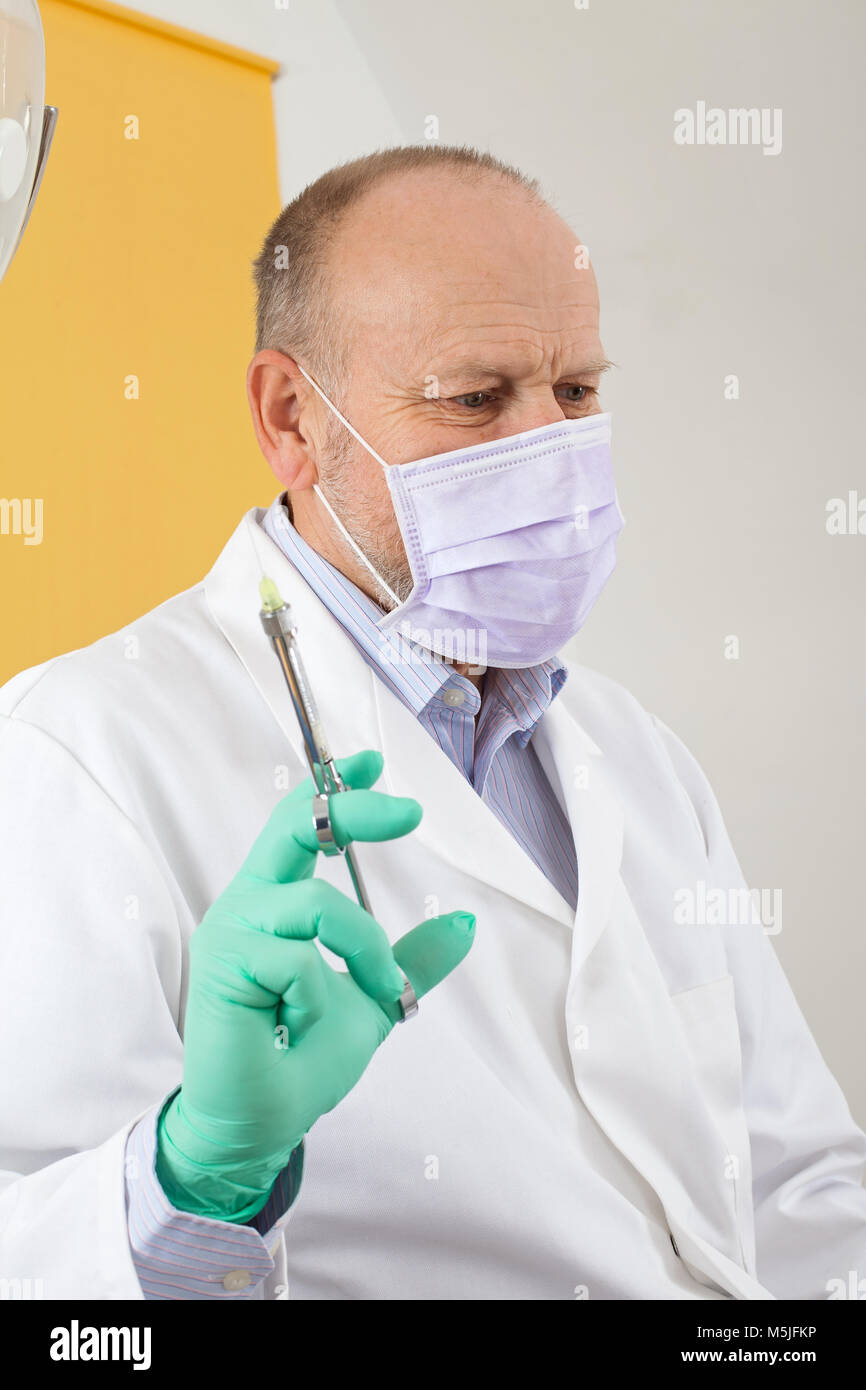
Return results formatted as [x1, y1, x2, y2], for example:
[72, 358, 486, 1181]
[260, 493, 568, 727]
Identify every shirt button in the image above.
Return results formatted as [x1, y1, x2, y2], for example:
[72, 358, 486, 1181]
[442, 688, 465, 708]
[223, 1269, 252, 1291]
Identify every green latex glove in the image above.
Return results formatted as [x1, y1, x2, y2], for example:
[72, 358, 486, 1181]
[156, 749, 476, 1223]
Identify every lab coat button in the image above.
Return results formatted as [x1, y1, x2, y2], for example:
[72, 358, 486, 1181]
[223, 1269, 252, 1291]
[670, 1233, 681, 1258]
[442, 688, 465, 707]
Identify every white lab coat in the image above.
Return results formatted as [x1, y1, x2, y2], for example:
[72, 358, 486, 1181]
[0, 508, 863, 1301]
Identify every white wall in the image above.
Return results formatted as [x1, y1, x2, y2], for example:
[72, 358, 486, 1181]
[126, 0, 866, 1126]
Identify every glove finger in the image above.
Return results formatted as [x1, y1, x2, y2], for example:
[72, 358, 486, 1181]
[277, 946, 330, 1046]
[379, 911, 477, 1026]
[241, 786, 421, 884]
[239, 750, 383, 878]
[300, 879, 407, 1004]
[187, 930, 330, 1050]
[204, 879, 407, 1005]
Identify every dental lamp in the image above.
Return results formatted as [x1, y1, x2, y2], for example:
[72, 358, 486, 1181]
[0, 0, 57, 285]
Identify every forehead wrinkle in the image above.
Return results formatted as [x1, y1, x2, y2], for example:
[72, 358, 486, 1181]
[429, 323, 599, 342]
[436, 274, 597, 296]
[424, 320, 601, 360]
[345, 259, 596, 316]
[424, 307, 598, 332]
[428, 307, 599, 338]
[431, 354, 613, 378]
[422, 336, 605, 385]
[424, 286, 598, 313]
[424, 291, 599, 337]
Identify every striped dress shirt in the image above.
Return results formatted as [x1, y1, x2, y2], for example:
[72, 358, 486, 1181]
[125, 494, 578, 1298]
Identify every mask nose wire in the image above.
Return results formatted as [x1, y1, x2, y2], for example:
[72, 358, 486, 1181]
[294, 362, 403, 608]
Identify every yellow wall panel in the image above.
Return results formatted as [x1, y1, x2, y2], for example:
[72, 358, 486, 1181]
[0, 0, 282, 679]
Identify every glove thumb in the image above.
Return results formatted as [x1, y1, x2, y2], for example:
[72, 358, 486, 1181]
[381, 911, 476, 1023]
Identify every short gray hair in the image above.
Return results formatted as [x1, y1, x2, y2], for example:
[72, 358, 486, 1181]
[250, 144, 542, 401]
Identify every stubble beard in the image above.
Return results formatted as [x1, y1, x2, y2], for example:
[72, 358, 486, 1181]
[319, 417, 415, 610]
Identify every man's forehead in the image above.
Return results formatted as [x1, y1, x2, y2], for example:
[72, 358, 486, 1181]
[328, 170, 597, 340]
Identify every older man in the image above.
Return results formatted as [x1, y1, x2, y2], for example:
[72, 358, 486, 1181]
[1, 145, 864, 1302]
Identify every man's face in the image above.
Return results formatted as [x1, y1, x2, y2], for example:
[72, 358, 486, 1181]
[307, 168, 609, 604]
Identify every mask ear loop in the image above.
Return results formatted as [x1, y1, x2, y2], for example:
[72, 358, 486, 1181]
[295, 362, 403, 609]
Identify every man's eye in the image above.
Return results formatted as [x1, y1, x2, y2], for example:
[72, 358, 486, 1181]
[449, 385, 595, 410]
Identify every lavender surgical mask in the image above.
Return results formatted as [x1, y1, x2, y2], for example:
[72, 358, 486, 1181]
[297, 364, 624, 669]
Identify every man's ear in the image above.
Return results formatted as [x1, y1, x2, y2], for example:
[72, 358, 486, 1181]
[246, 350, 322, 489]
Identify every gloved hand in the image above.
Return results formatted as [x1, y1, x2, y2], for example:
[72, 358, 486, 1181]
[156, 748, 476, 1223]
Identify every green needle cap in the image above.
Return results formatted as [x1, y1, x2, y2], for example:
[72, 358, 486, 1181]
[259, 575, 286, 612]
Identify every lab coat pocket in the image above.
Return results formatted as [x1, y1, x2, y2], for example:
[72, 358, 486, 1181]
[669, 973, 757, 1275]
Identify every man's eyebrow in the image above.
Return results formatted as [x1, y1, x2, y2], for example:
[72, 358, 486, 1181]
[432, 356, 615, 385]
[569, 357, 615, 376]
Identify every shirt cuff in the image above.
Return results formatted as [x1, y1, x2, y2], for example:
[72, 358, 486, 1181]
[124, 1094, 304, 1300]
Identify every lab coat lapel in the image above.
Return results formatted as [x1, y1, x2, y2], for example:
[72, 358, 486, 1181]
[533, 693, 771, 1299]
[373, 680, 577, 928]
[203, 511, 381, 767]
